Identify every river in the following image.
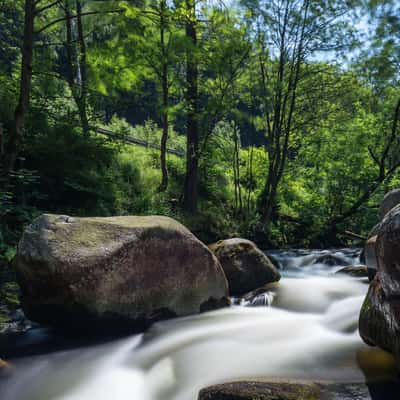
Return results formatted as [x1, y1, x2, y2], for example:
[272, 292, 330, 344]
[0, 249, 397, 400]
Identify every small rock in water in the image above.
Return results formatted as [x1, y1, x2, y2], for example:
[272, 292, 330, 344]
[239, 283, 278, 307]
[209, 238, 280, 296]
[0, 358, 13, 377]
[313, 253, 347, 266]
[335, 265, 376, 280]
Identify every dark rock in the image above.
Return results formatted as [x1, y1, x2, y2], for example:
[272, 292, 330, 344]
[15, 214, 229, 333]
[239, 283, 278, 307]
[312, 254, 347, 266]
[359, 204, 400, 364]
[360, 247, 366, 264]
[209, 238, 280, 296]
[365, 236, 378, 270]
[379, 188, 400, 220]
[335, 265, 376, 280]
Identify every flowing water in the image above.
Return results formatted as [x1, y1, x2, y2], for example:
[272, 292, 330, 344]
[0, 249, 397, 400]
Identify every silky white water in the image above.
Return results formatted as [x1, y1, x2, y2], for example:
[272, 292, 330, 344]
[0, 249, 388, 400]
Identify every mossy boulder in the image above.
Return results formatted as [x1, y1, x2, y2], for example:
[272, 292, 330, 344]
[209, 238, 280, 296]
[15, 214, 229, 332]
[359, 204, 400, 364]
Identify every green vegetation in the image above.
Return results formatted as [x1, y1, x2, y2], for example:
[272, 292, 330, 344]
[0, 0, 400, 260]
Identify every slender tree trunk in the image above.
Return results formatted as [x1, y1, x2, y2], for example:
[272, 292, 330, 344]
[76, 0, 89, 136]
[233, 126, 242, 215]
[65, 4, 76, 88]
[159, 0, 169, 192]
[246, 146, 254, 216]
[63, 0, 89, 136]
[0, 124, 4, 158]
[183, 0, 199, 212]
[4, 0, 35, 175]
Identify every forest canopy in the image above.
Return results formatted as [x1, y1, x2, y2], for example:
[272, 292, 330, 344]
[1, 0, 400, 260]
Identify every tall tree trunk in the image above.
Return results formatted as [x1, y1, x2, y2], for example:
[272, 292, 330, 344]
[233, 125, 242, 215]
[65, 3, 76, 88]
[159, 0, 169, 192]
[76, 0, 89, 136]
[4, 0, 35, 175]
[183, 0, 199, 212]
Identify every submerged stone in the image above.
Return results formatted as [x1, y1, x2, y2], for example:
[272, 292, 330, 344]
[312, 254, 347, 266]
[15, 214, 229, 333]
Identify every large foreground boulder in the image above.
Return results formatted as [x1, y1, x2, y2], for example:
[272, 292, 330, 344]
[209, 238, 280, 296]
[15, 214, 229, 332]
[359, 204, 400, 363]
[198, 382, 320, 400]
[198, 381, 383, 400]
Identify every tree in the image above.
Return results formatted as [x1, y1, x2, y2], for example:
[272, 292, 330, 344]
[182, 0, 199, 211]
[61, 0, 90, 136]
[3, 0, 35, 176]
[242, 0, 358, 230]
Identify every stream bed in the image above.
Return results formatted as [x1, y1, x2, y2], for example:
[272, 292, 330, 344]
[1, 249, 399, 400]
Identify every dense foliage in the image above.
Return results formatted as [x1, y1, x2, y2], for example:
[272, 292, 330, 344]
[0, 0, 400, 261]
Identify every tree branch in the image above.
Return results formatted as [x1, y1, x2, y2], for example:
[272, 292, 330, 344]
[35, 9, 123, 34]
